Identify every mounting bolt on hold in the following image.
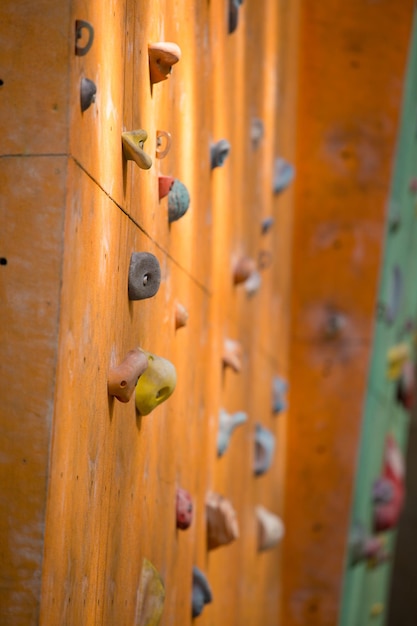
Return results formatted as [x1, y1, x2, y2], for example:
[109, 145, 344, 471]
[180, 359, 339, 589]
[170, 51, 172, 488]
[128, 252, 161, 301]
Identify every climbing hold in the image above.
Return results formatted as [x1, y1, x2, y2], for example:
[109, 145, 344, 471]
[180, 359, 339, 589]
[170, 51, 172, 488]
[155, 130, 172, 159]
[397, 358, 415, 410]
[135, 351, 177, 416]
[210, 139, 231, 169]
[206, 492, 239, 550]
[229, 0, 244, 34]
[386, 343, 410, 380]
[80, 77, 96, 112]
[192, 567, 212, 618]
[244, 270, 261, 296]
[254, 424, 275, 476]
[176, 487, 193, 530]
[233, 256, 257, 285]
[385, 266, 403, 324]
[159, 176, 190, 221]
[370, 603, 384, 618]
[251, 118, 264, 148]
[167, 180, 190, 223]
[121, 130, 152, 170]
[174, 302, 189, 330]
[261, 216, 274, 234]
[272, 376, 288, 414]
[348, 522, 389, 567]
[256, 505, 284, 551]
[135, 559, 165, 625]
[75, 20, 94, 56]
[273, 157, 295, 194]
[324, 311, 347, 338]
[107, 348, 149, 403]
[148, 42, 181, 84]
[158, 175, 175, 201]
[128, 252, 161, 301]
[373, 435, 405, 532]
[222, 338, 243, 373]
[217, 409, 247, 457]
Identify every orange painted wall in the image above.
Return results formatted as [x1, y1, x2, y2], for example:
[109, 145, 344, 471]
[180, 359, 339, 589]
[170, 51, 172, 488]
[0, 0, 414, 625]
[282, 2, 415, 625]
[0, 0, 296, 624]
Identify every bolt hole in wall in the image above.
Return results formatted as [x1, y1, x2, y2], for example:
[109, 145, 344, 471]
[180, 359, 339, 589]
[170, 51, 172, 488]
[0, 79, 3, 86]
[0, 258, 8, 265]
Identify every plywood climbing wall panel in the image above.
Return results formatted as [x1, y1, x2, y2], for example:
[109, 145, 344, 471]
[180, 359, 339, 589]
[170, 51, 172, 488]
[17, 0, 295, 625]
[283, 1, 415, 625]
[0, 157, 66, 623]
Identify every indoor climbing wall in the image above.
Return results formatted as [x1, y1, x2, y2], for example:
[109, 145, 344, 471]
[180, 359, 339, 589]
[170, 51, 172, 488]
[339, 12, 417, 626]
[0, 0, 297, 624]
[282, 2, 415, 626]
[2, 1, 416, 625]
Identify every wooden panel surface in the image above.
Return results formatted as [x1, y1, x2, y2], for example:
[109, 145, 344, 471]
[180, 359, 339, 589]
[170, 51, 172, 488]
[0, 1, 70, 155]
[0, 157, 66, 624]
[38, 0, 295, 624]
[1, 0, 413, 624]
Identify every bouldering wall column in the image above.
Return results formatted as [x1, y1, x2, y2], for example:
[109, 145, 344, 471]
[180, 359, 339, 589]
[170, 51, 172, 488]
[282, 1, 415, 625]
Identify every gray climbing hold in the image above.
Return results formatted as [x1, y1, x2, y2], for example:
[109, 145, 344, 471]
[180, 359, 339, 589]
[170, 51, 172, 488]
[128, 252, 161, 300]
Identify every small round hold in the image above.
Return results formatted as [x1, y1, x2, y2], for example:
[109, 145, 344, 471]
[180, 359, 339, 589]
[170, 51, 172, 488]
[175, 302, 189, 329]
[229, 0, 244, 34]
[80, 77, 97, 112]
[251, 117, 264, 148]
[192, 567, 212, 618]
[168, 180, 190, 223]
[128, 252, 161, 301]
[273, 157, 295, 194]
[261, 216, 274, 234]
[210, 139, 231, 169]
[176, 487, 193, 530]
[233, 256, 257, 285]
